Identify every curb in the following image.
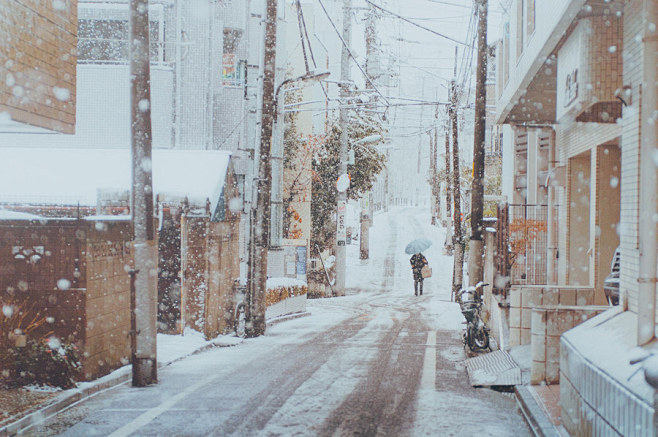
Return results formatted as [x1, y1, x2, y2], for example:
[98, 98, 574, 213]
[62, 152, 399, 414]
[515, 385, 562, 437]
[0, 313, 309, 436]
[266, 311, 311, 328]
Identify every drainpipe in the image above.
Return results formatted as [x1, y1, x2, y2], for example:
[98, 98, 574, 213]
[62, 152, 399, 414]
[207, 0, 216, 150]
[175, 0, 182, 149]
[546, 128, 557, 285]
[637, 0, 657, 345]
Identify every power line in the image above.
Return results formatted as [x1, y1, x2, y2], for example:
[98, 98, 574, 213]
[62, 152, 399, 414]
[316, 0, 390, 106]
[364, 0, 470, 47]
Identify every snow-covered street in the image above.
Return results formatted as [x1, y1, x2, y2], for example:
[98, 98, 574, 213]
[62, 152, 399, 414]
[22, 207, 529, 436]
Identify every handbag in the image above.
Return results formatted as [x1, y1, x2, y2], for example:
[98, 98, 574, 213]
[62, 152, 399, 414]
[421, 265, 432, 278]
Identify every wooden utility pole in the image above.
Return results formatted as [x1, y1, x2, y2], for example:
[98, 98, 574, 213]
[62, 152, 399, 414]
[450, 77, 463, 298]
[129, 0, 157, 386]
[246, 0, 278, 337]
[468, 0, 488, 285]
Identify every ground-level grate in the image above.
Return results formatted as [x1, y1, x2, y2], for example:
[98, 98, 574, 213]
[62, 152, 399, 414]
[465, 349, 522, 387]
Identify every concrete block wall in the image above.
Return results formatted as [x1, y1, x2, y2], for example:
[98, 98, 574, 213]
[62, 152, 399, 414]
[205, 220, 241, 338]
[83, 223, 133, 380]
[530, 305, 607, 384]
[181, 215, 241, 339]
[509, 285, 595, 346]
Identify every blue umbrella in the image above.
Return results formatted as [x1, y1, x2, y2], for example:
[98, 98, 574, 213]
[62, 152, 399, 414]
[405, 238, 432, 255]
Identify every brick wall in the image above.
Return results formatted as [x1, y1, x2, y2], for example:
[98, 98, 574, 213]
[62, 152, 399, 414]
[0, 0, 77, 133]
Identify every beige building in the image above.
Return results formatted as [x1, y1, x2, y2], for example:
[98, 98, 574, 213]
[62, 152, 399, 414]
[0, 1, 77, 133]
[495, 0, 657, 435]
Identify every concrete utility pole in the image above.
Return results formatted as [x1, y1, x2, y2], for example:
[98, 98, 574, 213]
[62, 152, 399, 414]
[444, 115, 452, 234]
[431, 103, 439, 225]
[450, 77, 463, 298]
[360, 2, 378, 261]
[334, 0, 351, 296]
[468, 0, 488, 286]
[129, 0, 157, 386]
[246, 0, 278, 337]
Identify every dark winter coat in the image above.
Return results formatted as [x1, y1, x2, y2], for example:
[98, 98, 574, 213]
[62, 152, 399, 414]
[410, 253, 428, 281]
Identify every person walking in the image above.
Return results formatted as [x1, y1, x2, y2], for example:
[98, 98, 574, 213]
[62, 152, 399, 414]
[410, 252, 428, 296]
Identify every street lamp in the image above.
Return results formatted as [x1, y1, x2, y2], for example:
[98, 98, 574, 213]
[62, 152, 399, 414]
[271, 69, 330, 249]
[246, 65, 329, 338]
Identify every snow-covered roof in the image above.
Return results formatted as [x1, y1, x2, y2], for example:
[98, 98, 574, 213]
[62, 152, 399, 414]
[0, 209, 44, 220]
[0, 148, 232, 211]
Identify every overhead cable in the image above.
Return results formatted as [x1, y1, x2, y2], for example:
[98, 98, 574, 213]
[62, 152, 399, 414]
[316, 0, 390, 106]
[364, 0, 470, 47]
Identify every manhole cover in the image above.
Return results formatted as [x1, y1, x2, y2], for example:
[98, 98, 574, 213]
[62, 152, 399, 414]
[465, 349, 522, 387]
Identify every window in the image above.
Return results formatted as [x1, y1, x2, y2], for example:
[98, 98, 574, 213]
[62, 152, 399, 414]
[503, 22, 510, 85]
[78, 18, 164, 63]
[526, 0, 535, 37]
[222, 28, 245, 87]
[516, 0, 524, 60]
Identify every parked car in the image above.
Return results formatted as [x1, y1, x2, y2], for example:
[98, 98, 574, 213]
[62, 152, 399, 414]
[604, 247, 621, 305]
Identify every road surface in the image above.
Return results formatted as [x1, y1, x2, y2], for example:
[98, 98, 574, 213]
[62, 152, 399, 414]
[26, 208, 530, 436]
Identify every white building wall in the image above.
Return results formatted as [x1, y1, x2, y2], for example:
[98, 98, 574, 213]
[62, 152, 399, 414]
[619, 0, 643, 314]
[0, 65, 173, 149]
[496, 0, 586, 123]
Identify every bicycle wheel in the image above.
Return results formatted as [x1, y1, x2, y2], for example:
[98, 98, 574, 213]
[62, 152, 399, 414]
[234, 303, 246, 338]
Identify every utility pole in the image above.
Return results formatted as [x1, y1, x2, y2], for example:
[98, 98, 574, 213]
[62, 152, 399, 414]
[468, 0, 488, 285]
[246, 0, 278, 337]
[431, 102, 439, 225]
[334, 0, 351, 296]
[444, 114, 452, 241]
[360, 2, 378, 260]
[129, 0, 157, 386]
[450, 74, 463, 297]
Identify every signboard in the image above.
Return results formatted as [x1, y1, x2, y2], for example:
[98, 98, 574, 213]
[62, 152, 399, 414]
[337, 200, 347, 246]
[296, 246, 307, 275]
[336, 174, 350, 193]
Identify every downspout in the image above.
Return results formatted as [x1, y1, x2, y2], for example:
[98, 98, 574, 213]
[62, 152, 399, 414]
[175, 0, 182, 149]
[207, 0, 215, 150]
[637, 0, 657, 345]
[546, 128, 557, 285]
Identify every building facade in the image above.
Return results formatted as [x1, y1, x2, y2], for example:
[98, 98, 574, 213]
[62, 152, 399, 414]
[0, 0, 78, 134]
[495, 0, 657, 434]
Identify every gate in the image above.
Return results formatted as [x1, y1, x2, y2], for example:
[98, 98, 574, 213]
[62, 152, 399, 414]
[508, 204, 548, 285]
